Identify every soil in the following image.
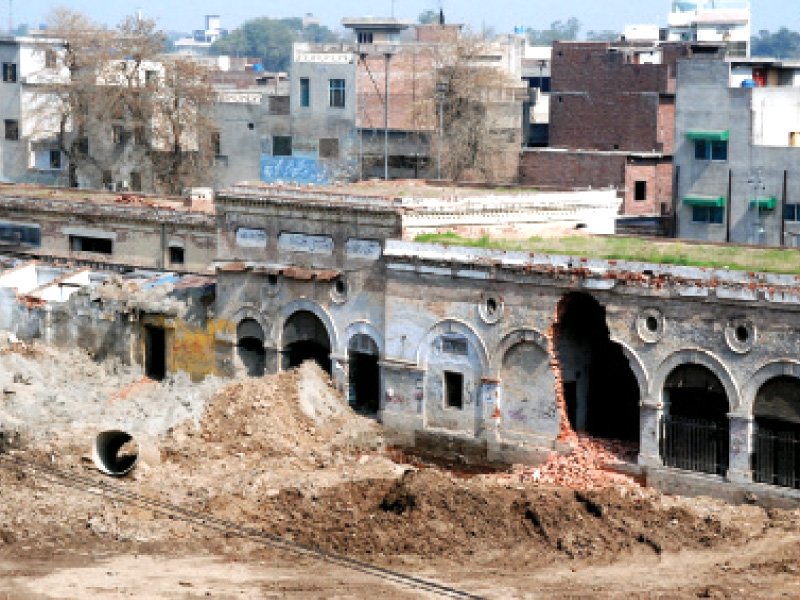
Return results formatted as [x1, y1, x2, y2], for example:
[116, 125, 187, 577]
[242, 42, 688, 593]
[1, 341, 800, 598]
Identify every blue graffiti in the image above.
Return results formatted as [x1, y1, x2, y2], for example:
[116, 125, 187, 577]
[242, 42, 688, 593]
[260, 155, 331, 185]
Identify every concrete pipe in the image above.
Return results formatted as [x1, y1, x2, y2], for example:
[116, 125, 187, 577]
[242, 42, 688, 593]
[91, 430, 158, 477]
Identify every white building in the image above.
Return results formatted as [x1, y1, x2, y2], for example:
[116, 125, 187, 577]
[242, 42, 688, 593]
[174, 15, 228, 56]
[667, 0, 751, 57]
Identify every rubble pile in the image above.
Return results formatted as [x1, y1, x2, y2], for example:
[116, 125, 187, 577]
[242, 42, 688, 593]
[516, 435, 641, 490]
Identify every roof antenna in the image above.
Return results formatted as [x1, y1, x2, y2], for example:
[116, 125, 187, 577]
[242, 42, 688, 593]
[8, 0, 12, 34]
[439, 0, 445, 25]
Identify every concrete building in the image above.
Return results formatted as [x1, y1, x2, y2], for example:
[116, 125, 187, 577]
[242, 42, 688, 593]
[264, 18, 526, 185]
[174, 15, 228, 56]
[0, 35, 70, 188]
[666, 0, 751, 58]
[674, 56, 800, 246]
[0, 185, 216, 272]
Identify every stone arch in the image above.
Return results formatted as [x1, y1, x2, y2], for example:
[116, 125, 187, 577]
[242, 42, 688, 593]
[609, 336, 650, 402]
[278, 298, 339, 351]
[494, 328, 558, 437]
[343, 320, 385, 357]
[416, 318, 490, 371]
[741, 360, 800, 418]
[230, 304, 270, 343]
[651, 349, 740, 412]
[344, 320, 384, 414]
[491, 328, 549, 375]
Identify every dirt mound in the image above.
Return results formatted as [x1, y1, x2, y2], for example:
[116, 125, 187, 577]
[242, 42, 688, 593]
[167, 361, 380, 460]
[261, 469, 741, 565]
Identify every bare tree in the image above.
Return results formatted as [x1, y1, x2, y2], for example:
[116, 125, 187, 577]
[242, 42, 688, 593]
[31, 9, 216, 194]
[431, 34, 525, 183]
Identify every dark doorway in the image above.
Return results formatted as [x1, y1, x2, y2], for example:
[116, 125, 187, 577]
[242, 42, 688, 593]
[348, 334, 380, 413]
[662, 364, 729, 476]
[237, 318, 266, 377]
[753, 376, 800, 489]
[554, 292, 640, 442]
[144, 325, 166, 381]
[283, 311, 331, 374]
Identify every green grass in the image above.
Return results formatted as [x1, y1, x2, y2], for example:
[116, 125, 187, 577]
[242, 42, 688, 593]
[413, 233, 800, 275]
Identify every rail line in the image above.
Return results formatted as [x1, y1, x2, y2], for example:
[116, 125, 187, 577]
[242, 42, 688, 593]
[0, 452, 484, 599]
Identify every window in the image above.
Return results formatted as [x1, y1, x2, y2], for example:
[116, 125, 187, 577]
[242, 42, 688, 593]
[300, 78, 310, 107]
[45, 49, 57, 69]
[169, 246, 185, 265]
[692, 206, 724, 224]
[4, 119, 18, 141]
[102, 170, 112, 188]
[2, 62, 16, 82]
[134, 125, 146, 145]
[319, 138, 339, 159]
[694, 140, 728, 161]
[49, 150, 61, 169]
[444, 371, 464, 409]
[112, 125, 129, 145]
[357, 32, 373, 44]
[329, 78, 345, 108]
[634, 180, 647, 201]
[30, 146, 63, 170]
[272, 135, 292, 156]
[70, 235, 112, 254]
[441, 335, 468, 356]
[129, 171, 142, 192]
[211, 131, 221, 155]
[145, 69, 158, 86]
[785, 204, 800, 222]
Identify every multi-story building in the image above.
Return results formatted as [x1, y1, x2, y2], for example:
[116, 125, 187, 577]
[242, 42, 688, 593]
[259, 17, 526, 185]
[520, 40, 705, 222]
[174, 15, 228, 56]
[666, 0, 751, 58]
[674, 56, 800, 246]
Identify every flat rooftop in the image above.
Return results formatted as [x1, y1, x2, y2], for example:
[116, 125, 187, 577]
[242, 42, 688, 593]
[0, 184, 211, 214]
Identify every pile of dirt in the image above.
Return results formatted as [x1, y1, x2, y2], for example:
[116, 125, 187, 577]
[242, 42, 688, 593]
[165, 361, 382, 461]
[259, 468, 742, 565]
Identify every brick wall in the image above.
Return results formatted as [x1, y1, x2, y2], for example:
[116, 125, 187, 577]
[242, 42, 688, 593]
[624, 158, 673, 216]
[549, 42, 687, 152]
[520, 150, 626, 190]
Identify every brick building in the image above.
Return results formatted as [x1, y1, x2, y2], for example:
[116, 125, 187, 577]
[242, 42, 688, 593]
[520, 41, 714, 222]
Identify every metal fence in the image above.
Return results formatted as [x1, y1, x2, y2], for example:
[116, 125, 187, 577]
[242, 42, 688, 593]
[661, 415, 729, 477]
[753, 427, 800, 490]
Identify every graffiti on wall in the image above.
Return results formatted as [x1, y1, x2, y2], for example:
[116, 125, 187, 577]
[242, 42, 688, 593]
[260, 156, 331, 185]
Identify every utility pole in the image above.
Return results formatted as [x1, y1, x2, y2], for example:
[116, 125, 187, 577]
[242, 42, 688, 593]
[384, 52, 391, 180]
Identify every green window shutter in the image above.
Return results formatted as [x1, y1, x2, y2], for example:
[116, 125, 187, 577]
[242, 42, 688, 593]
[684, 195, 726, 208]
[686, 130, 730, 142]
[750, 196, 777, 210]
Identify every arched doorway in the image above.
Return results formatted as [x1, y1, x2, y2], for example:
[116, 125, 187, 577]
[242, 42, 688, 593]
[500, 338, 557, 436]
[753, 376, 800, 488]
[662, 364, 729, 476]
[283, 310, 331, 373]
[237, 319, 266, 377]
[348, 333, 380, 414]
[554, 292, 640, 442]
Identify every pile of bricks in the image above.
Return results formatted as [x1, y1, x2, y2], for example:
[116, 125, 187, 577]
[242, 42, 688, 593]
[517, 434, 641, 490]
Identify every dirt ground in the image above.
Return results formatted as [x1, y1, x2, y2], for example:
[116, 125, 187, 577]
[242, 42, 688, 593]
[1, 341, 800, 599]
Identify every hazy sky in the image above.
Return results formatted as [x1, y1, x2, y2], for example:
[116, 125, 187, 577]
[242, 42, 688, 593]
[9, 1, 793, 36]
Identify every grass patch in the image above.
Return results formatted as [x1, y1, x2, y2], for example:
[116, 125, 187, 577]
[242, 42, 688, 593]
[413, 233, 800, 275]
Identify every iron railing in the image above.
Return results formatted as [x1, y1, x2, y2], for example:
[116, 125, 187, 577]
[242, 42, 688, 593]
[661, 415, 729, 477]
[753, 427, 800, 490]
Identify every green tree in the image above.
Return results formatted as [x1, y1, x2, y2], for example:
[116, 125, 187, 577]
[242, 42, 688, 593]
[526, 18, 581, 45]
[211, 17, 339, 71]
[751, 28, 800, 59]
[418, 9, 439, 25]
[586, 29, 619, 42]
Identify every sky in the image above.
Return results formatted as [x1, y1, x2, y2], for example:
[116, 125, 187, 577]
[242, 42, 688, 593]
[8, 1, 794, 36]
